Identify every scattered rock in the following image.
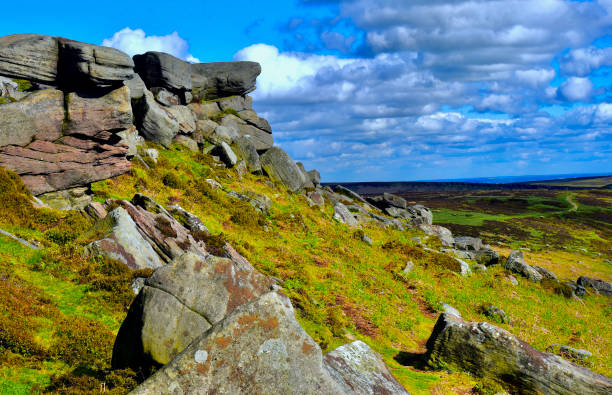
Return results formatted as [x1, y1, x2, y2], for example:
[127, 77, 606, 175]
[213, 142, 238, 168]
[565, 281, 587, 297]
[260, 147, 306, 191]
[454, 236, 483, 251]
[406, 204, 433, 226]
[532, 266, 559, 282]
[307, 191, 325, 206]
[138, 148, 159, 164]
[504, 250, 542, 282]
[577, 276, 612, 296]
[333, 203, 360, 228]
[335, 185, 368, 205]
[173, 134, 198, 152]
[362, 233, 373, 246]
[167, 204, 210, 236]
[425, 313, 612, 394]
[472, 264, 487, 273]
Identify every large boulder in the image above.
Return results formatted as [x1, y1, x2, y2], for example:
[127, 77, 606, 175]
[220, 114, 273, 151]
[406, 204, 433, 226]
[425, 313, 612, 394]
[259, 147, 306, 191]
[577, 276, 612, 296]
[0, 34, 58, 85]
[333, 203, 360, 228]
[130, 291, 344, 394]
[504, 250, 542, 283]
[112, 252, 275, 372]
[57, 39, 134, 89]
[335, 185, 368, 205]
[324, 341, 409, 395]
[133, 90, 179, 148]
[191, 61, 261, 100]
[454, 236, 483, 251]
[238, 109, 272, 133]
[86, 206, 164, 270]
[134, 52, 192, 98]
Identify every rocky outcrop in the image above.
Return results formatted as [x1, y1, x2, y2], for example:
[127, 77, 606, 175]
[260, 147, 306, 191]
[425, 313, 612, 394]
[112, 252, 275, 372]
[133, 90, 179, 147]
[504, 250, 542, 282]
[419, 224, 454, 246]
[191, 61, 261, 100]
[333, 203, 361, 228]
[233, 136, 262, 173]
[454, 236, 483, 251]
[324, 341, 409, 395]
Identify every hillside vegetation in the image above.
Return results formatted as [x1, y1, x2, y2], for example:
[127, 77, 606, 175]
[1, 144, 610, 394]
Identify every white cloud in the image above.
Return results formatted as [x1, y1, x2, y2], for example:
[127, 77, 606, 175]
[561, 46, 612, 76]
[515, 68, 555, 88]
[101, 28, 200, 62]
[560, 77, 593, 102]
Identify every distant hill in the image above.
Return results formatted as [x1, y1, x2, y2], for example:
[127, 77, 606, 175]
[324, 175, 612, 195]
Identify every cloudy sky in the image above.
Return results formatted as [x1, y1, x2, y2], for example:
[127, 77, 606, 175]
[3, 0, 611, 181]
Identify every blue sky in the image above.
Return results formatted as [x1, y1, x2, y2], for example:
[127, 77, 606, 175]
[2, 0, 611, 182]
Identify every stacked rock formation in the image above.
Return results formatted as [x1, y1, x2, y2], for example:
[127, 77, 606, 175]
[0, 33, 317, 208]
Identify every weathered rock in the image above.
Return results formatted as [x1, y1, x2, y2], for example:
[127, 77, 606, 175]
[213, 142, 238, 168]
[0, 34, 58, 84]
[37, 187, 91, 210]
[0, 89, 64, 147]
[64, 86, 133, 136]
[454, 257, 472, 276]
[138, 148, 159, 164]
[191, 61, 261, 100]
[173, 135, 198, 152]
[134, 52, 192, 97]
[130, 291, 346, 394]
[227, 190, 271, 215]
[385, 206, 410, 219]
[504, 250, 542, 283]
[565, 281, 587, 297]
[188, 102, 221, 119]
[382, 193, 408, 209]
[112, 252, 275, 372]
[480, 304, 509, 324]
[425, 313, 612, 394]
[403, 260, 415, 274]
[307, 191, 325, 206]
[473, 248, 500, 266]
[86, 206, 164, 270]
[218, 95, 252, 112]
[547, 344, 593, 362]
[0, 76, 29, 100]
[238, 109, 272, 133]
[133, 90, 179, 148]
[406, 204, 433, 226]
[419, 224, 454, 247]
[233, 136, 261, 173]
[533, 266, 559, 282]
[58, 39, 134, 89]
[260, 147, 306, 191]
[221, 114, 273, 151]
[442, 303, 461, 318]
[167, 205, 210, 236]
[369, 212, 405, 231]
[324, 341, 409, 395]
[577, 276, 612, 296]
[335, 185, 368, 205]
[117, 126, 145, 156]
[124, 73, 146, 100]
[472, 264, 488, 273]
[83, 201, 107, 221]
[308, 169, 322, 186]
[333, 203, 360, 228]
[166, 105, 196, 134]
[454, 236, 483, 251]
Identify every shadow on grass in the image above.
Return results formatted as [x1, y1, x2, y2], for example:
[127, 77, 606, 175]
[394, 351, 428, 369]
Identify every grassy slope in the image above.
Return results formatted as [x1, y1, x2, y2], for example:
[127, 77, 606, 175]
[1, 145, 611, 394]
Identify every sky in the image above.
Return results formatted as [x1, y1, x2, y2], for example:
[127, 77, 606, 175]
[2, 0, 611, 182]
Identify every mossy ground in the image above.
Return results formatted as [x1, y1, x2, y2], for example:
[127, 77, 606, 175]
[1, 145, 610, 394]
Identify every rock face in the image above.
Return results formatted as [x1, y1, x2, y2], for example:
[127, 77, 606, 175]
[425, 313, 612, 395]
[324, 341, 409, 395]
[419, 224, 454, 246]
[58, 39, 134, 89]
[577, 276, 612, 296]
[0, 34, 58, 84]
[133, 90, 179, 148]
[0, 87, 132, 195]
[233, 136, 261, 173]
[191, 61, 261, 100]
[504, 250, 542, 283]
[260, 147, 306, 191]
[112, 252, 275, 372]
[333, 203, 361, 228]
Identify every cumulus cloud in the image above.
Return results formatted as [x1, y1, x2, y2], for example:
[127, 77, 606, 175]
[560, 77, 594, 102]
[101, 28, 200, 62]
[560, 46, 612, 76]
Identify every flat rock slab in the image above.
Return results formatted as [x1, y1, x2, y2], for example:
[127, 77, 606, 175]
[191, 61, 261, 100]
[134, 51, 192, 94]
[0, 34, 59, 84]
